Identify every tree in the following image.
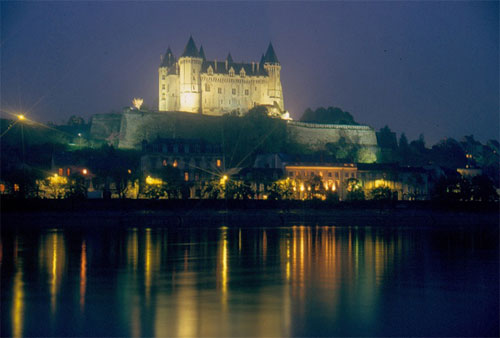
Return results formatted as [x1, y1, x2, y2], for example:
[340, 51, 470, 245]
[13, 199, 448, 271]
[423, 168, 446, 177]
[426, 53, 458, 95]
[325, 137, 360, 162]
[470, 175, 498, 202]
[369, 186, 392, 201]
[201, 180, 223, 199]
[267, 178, 294, 200]
[430, 138, 466, 168]
[299, 106, 358, 125]
[345, 178, 365, 201]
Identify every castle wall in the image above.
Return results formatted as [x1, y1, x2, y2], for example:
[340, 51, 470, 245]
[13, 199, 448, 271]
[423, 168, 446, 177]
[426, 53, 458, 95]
[116, 110, 379, 154]
[287, 121, 378, 149]
[200, 74, 269, 115]
[89, 113, 123, 143]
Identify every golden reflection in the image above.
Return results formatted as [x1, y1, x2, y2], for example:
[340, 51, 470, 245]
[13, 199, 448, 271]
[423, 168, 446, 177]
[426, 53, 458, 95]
[40, 231, 65, 315]
[286, 238, 290, 281]
[131, 304, 141, 338]
[12, 259, 24, 338]
[80, 241, 87, 312]
[127, 228, 139, 271]
[218, 228, 228, 308]
[238, 228, 242, 252]
[145, 228, 152, 302]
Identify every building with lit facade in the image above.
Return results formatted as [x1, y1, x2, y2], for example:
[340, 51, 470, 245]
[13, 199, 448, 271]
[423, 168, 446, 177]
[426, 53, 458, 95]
[254, 154, 431, 200]
[158, 37, 285, 116]
[140, 138, 224, 197]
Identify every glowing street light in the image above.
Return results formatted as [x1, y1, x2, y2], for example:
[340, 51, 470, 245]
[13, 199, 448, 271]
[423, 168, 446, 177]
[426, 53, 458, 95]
[17, 114, 25, 121]
[82, 169, 88, 175]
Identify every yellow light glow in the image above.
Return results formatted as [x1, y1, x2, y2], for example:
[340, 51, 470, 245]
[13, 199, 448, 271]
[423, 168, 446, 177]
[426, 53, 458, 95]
[49, 174, 68, 185]
[300, 184, 304, 192]
[12, 263, 24, 338]
[127, 169, 132, 174]
[145, 229, 151, 302]
[146, 176, 162, 185]
[80, 241, 87, 311]
[132, 98, 144, 110]
[82, 169, 88, 175]
[220, 175, 228, 185]
[17, 114, 25, 121]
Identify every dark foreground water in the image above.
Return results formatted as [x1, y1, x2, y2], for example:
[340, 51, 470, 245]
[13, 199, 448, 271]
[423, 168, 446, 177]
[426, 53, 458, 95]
[1, 221, 498, 337]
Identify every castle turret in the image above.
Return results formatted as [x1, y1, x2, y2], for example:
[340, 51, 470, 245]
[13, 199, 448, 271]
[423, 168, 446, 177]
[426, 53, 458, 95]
[159, 47, 179, 111]
[263, 42, 284, 111]
[178, 36, 203, 113]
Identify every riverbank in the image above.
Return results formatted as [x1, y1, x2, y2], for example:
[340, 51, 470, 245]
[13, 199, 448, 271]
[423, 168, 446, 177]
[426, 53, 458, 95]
[1, 199, 498, 229]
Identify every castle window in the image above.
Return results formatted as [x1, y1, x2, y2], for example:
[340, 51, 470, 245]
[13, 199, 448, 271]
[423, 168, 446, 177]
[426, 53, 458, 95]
[162, 75, 165, 80]
[58, 168, 63, 176]
[205, 84, 210, 91]
[335, 172, 339, 178]
[218, 88, 222, 94]
[193, 76, 196, 81]
[173, 159, 178, 168]
[216, 159, 221, 167]
[162, 85, 165, 89]
[163, 159, 167, 167]
[184, 172, 189, 181]
[232, 89, 236, 95]
[245, 89, 249, 96]
[67, 168, 71, 176]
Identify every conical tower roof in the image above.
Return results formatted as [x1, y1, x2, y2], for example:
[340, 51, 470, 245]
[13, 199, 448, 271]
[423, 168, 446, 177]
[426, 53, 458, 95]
[160, 46, 176, 67]
[199, 45, 206, 60]
[263, 42, 279, 63]
[259, 53, 265, 65]
[226, 52, 233, 64]
[181, 36, 200, 58]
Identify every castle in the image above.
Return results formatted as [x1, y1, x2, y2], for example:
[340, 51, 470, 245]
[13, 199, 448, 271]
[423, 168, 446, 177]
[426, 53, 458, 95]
[158, 37, 285, 116]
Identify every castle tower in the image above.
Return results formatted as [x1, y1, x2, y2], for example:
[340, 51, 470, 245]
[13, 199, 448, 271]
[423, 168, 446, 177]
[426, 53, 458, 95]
[263, 43, 284, 111]
[159, 47, 179, 111]
[178, 36, 203, 113]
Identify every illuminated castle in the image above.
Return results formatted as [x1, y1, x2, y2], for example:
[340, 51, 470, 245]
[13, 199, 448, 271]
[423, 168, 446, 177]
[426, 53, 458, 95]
[159, 36, 285, 116]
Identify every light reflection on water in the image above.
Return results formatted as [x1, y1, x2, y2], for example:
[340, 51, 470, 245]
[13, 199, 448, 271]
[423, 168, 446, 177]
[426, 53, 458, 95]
[1, 225, 498, 337]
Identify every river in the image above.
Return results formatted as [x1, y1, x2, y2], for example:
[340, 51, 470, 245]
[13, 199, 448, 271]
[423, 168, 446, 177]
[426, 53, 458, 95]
[1, 221, 498, 336]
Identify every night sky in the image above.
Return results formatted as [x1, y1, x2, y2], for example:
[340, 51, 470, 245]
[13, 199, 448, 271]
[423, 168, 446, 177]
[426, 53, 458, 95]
[1, 1, 498, 144]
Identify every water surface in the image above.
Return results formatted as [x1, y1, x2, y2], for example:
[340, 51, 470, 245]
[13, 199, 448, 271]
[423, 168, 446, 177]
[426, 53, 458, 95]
[1, 223, 498, 337]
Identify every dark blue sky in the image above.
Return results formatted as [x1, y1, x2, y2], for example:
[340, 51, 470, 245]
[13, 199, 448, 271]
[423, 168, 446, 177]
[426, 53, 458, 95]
[1, 1, 498, 144]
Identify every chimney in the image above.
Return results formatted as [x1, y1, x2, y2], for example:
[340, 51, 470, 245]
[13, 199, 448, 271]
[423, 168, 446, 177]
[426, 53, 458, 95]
[252, 62, 255, 73]
[214, 59, 217, 71]
[257, 63, 259, 72]
[225, 60, 228, 71]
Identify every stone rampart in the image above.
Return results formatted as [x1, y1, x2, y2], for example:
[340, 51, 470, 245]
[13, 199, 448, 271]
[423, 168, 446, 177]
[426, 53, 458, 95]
[287, 121, 378, 150]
